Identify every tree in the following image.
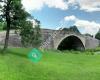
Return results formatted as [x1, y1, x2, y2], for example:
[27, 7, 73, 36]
[20, 21, 34, 47]
[0, 22, 4, 30]
[20, 19, 41, 48]
[85, 33, 93, 37]
[0, 0, 12, 51]
[95, 29, 100, 40]
[32, 19, 41, 47]
[0, 0, 32, 51]
[69, 25, 80, 34]
[62, 25, 81, 34]
[95, 33, 100, 40]
[62, 28, 69, 31]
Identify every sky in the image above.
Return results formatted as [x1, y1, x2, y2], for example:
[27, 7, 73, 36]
[21, 0, 100, 35]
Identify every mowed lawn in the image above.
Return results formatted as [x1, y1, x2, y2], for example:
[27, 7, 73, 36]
[0, 48, 100, 80]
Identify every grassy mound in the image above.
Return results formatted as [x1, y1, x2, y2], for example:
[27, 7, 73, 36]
[0, 48, 100, 80]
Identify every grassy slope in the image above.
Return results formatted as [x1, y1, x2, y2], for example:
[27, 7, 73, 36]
[0, 48, 100, 80]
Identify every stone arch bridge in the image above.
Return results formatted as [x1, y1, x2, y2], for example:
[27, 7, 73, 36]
[54, 32, 85, 50]
[41, 29, 100, 50]
[0, 29, 99, 50]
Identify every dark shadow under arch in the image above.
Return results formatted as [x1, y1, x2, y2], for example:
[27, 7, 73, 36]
[57, 35, 85, 51]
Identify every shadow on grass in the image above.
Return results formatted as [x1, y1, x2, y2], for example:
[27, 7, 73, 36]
[8, 50, 27, 58]
[0, 49, 27, 58]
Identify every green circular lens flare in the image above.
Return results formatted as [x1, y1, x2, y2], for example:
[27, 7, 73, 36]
[28, 48, 42, 63]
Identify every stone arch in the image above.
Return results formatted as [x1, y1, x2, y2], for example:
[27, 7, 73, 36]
[56, 34, 85, 51]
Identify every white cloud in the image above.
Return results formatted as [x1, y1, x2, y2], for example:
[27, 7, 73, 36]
[67, 0, 100, 12]
[63, 15, 100, 35]
[64, 15, 77, 21]
[0, 2, 4, 15]
[67, 0, 77, 6]
[27, 19, 38, 28]
[21, 0, 44, 12]
[21, 0, 68, 12]
[75, 20, 100, 35]
[22, 0, 100, 12]
[44, 0, 68, 10]
[77, 0, 100, 12]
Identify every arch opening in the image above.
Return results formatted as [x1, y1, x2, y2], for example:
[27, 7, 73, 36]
[57, 36, 85, 51]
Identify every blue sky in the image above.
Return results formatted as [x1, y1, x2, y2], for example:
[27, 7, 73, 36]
[22, 0, 100, 35]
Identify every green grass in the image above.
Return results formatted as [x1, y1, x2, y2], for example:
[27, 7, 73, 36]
[0, 48, 100, 80]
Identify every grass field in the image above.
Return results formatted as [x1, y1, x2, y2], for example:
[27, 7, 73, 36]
[0, 48, 100, 80]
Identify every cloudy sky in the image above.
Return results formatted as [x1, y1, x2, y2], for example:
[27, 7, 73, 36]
[22, 0, 100, 35]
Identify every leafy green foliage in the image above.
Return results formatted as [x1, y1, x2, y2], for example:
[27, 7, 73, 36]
[0, 0, 31, 50]
[20, 21, 34, 47]
[95, 30, 100, 40]
[84, 33, 93, 37]
[32, 20, 42, 47]
[0, 0, 41, 50]
[69, 25, 81, 34]
[20, 20, 41, 47]
[62, 25, 81, 34]
[0, 22, 4, 31]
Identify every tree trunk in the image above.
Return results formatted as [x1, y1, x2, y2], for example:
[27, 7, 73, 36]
[3, 22, 10, 51]
[2, 0, 11, 51]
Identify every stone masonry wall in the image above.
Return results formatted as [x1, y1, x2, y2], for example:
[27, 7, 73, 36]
[0, 30, 99, 49]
